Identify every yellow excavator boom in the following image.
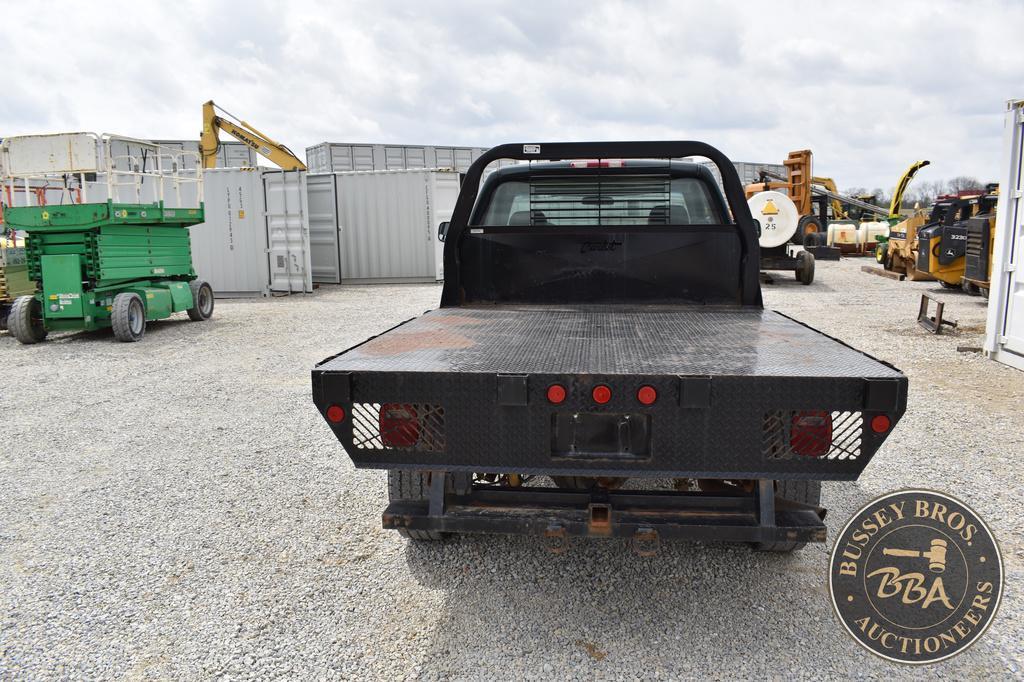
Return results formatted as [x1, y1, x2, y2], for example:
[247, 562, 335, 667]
[200, 100, 306, 171]
[811, 176, 848, 219]
[887, 160, 930, 219]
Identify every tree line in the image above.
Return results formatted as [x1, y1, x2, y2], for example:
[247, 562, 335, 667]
[842, 176, 990, 211]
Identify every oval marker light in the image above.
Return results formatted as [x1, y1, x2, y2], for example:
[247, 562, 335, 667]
[870, 414, 892, 433]
[547, 384, 567, 404]
[326, 405, 346, 423]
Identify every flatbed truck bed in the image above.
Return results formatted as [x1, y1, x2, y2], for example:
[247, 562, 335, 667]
[312, 141, 908, 552]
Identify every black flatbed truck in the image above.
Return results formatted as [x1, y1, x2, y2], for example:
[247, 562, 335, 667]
[312, 141, 907, 552]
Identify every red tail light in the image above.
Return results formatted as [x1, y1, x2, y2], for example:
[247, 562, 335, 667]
[592, 385, 612, 404]
[380, 403, 420, 447]
[325, 405, 346, 423]
[790, 410, 832, 457]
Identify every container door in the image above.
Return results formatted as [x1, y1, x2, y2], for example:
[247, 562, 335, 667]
[189, 169, 269, 297]
[306, 174, 341, 283]
[986, 100, 1024, 370]
[429, 171, 461, 281]
[263, 170, 312, 294]
[336, 171, 434, 282]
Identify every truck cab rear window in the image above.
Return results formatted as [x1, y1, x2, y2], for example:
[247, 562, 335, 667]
[477, 175, 722, 226]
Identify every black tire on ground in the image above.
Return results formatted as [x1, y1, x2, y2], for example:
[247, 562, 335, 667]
[939, 280, 960, 290]
[795, 250, 815, 285]
[756, 480, 822, 552]
[796, 215, 822, 245]
[111, 292, 146, 342]
[961, 280, 981, 296]
[187, 279, 214, 321]
[387, 470, 446, 541]
[881, 246, 894, 271]
[8, 295, 47, 344]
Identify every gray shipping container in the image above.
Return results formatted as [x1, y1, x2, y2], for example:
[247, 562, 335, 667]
[691, 159, 788, 191]
[306, 168, 460, 284]
[305, 142, 489, 173]
[189, 168, 312, 297]
[151, 139, 257, 169]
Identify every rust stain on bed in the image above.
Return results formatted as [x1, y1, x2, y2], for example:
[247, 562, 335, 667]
[431, 313, 485, 327]
[360, 327, 475, 356]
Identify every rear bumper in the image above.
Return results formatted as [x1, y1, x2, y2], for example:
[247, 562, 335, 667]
[384, 483, 827, 547]
[312, 369, 907, 480]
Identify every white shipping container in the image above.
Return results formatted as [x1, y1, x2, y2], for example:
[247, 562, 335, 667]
[188, 168, 312, 297]
[985, 99, 1024, 371]
[306, 168, 459, 284]
[305, 142, 488, 173]
[264, 170, 313, 294]
[190, 169, 267, 297]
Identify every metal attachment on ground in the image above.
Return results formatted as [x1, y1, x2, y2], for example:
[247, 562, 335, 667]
[544, 524, 569, 554]
[860, 264, 905, 282]
[917, 294, 957, 334]
[632, 527, 660, 557]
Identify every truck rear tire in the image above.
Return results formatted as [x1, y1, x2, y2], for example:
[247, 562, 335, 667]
[187, 280, 214, 321]
[387, 470, 446, 541]
[795, 251, 815, 285]
[756, 480, 821, 552]
[8, 296, 47, 344]
[111, 292, 146, 342]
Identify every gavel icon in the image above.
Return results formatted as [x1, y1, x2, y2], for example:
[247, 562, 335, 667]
[883, 538, 948, 573]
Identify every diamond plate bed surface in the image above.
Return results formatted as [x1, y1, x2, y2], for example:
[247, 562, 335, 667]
[319, 305, 901, 379]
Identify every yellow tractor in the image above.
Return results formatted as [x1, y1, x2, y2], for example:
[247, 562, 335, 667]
[916, 188, 998, 289]
[962, 196, 998, 297]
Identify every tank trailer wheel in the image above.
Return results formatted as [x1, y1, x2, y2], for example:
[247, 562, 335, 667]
[187, 280, 215, 321]
[796, 215, 822, 245]
[111, 292, 146, 342]
[8, 295, 47, 344]
[755, 480, 822, 552]
[387, 470, 446, 541]
[795, 250, 815, 285]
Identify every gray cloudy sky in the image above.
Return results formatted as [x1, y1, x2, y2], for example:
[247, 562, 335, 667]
[2, 1, 1021, 188]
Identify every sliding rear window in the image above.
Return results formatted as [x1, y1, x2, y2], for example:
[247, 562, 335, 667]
[476, 175, 723, 226]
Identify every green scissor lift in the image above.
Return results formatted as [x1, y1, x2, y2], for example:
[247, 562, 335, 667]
[2, 133, 214, 343]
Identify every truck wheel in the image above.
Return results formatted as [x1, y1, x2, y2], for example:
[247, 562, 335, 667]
[387, 470, 446, 541]
[939, 280, 960, 290]
[8, 295, 47, 344]
[187, 280, 214, 321]
[756, 480, 822, 552]
[795, 251, 815, 285]
[111, 292, 146, 342]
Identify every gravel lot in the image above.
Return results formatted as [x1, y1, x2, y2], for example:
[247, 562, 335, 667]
[1, 258, 1021, 680]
